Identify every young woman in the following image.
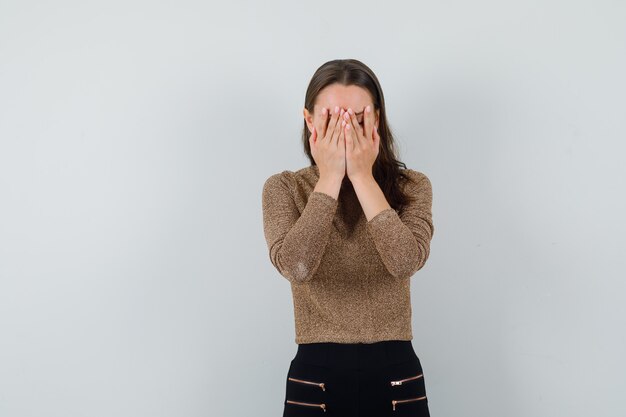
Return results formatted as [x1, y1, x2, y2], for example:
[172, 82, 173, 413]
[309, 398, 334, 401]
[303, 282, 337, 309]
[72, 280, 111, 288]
[262, 58, 435, 416]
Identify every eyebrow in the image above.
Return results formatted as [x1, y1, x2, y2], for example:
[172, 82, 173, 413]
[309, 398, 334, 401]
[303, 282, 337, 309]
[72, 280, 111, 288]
[322, 108, 366, 119]
[322, 107, 366, 114]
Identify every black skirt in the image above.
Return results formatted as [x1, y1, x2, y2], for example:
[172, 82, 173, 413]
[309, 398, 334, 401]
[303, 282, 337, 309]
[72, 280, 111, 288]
[282, 340, 431, 416]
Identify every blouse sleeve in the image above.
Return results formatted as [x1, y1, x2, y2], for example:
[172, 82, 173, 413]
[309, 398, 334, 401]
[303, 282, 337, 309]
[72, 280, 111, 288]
[262, 171, 339, 284]
[365, 169, 435, 281]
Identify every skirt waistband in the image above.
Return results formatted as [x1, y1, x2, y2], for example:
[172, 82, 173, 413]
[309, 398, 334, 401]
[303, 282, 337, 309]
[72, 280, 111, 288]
[293, 340, 418, 370]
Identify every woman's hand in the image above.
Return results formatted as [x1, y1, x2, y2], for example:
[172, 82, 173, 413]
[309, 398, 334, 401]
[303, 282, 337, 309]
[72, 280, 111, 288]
[310, 106, 347, 183]
[342, 105, 380, 183]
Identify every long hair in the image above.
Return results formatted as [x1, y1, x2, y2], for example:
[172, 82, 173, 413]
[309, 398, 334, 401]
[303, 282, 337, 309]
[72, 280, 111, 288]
[302, 58, 415, 213]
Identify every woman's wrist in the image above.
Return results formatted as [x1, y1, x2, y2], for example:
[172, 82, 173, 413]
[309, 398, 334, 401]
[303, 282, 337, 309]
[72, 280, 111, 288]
[314, 175, 343, 200]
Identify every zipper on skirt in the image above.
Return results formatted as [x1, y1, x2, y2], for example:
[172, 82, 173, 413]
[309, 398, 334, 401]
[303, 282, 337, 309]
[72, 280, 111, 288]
[288, 377, 326, 391]
[390, 373, 423, 386]
[286, 399, 327, 412]
[392, 395, 427, 410]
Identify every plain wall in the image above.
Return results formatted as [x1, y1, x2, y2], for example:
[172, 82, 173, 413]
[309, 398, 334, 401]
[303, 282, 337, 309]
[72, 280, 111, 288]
[1, 1, 625, 416]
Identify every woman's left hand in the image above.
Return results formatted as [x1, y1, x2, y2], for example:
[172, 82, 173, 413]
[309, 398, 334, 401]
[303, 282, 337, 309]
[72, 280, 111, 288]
[342, 105, 380, 182]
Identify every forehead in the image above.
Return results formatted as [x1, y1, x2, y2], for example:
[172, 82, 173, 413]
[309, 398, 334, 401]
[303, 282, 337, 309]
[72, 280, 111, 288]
[314, 84, 373, 112]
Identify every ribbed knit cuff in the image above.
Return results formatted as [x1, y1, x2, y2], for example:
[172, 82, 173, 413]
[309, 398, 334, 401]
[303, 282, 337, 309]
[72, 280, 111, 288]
[309, 190, 339, 205]
[366, 207, 398, 231]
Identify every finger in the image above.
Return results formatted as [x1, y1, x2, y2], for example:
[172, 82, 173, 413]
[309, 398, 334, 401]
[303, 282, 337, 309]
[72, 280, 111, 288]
[337, 114, 348, 146]
[345, 115, 358, 152]
[326, 106, 342, 143]
[348, 108, 364, 138]
[373, 124, 381, 151]
[330, 108, 344, 145]
[343, 110, 357, 151]
[364, 104, 374, 142]
[347, 108, 364, 142]
[318, 107, 328, 139]
[308, 126, 317, 153]
[338, 117, 346, 147]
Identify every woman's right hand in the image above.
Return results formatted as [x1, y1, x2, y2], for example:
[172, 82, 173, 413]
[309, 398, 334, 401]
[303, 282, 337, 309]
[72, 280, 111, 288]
[310, 106, 346, 183]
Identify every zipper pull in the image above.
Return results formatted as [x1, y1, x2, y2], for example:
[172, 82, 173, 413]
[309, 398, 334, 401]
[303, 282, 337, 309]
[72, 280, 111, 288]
[392, 400, 397, 411]
[390, 374, 423, 386]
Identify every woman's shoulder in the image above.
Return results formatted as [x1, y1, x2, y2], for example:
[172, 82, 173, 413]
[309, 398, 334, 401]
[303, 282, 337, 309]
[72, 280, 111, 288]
[264, 165, 317, 186]
[263, 170, 293, 194]
[399, 168, 431, 186]
[263, 165, 318, 194]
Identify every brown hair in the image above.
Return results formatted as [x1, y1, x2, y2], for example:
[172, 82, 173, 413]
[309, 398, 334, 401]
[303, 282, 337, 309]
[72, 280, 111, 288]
[302, 58, 415, 213]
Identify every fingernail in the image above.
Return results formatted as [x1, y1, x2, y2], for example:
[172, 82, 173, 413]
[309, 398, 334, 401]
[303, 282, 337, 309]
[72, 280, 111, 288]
[322, 107, 326, 116]
[334, 106, 339, 113]
[366, 105, 371, 113]
[348, 108, 353, 115]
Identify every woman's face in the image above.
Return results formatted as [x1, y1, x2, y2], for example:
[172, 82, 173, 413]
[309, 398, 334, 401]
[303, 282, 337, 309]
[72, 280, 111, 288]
[303, 83, 379, 136]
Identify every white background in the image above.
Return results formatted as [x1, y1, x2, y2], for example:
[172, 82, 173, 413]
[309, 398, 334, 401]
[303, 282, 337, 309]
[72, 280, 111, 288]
[1, 1, 625, 416]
